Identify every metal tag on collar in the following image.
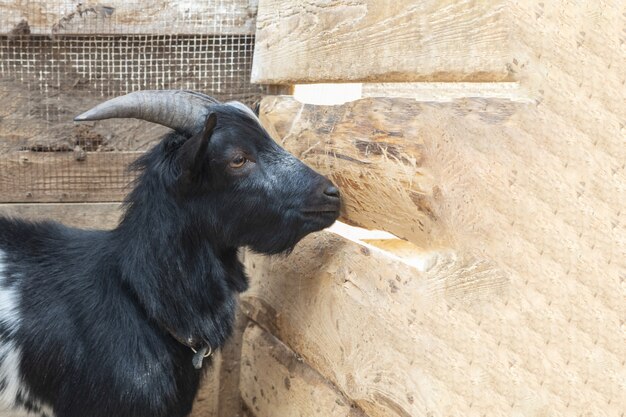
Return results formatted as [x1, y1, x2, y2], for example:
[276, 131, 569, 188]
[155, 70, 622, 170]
[191, 344, 212, 369]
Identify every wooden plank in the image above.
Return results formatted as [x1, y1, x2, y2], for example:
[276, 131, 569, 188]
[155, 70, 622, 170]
[259, 95, 533, 248]
[0, 79, 172, 154]
[242, 230, 506, 417]
[0, 0, 257, 35]
[0, 202, 122, 228]
[0, 151, 141, 203]
[257, 92, 624, 415]
[239, 323, 365, 417]
[260, 91, 623, 266]
[242, 222, 624, 417]
[252, 0, 511, 84]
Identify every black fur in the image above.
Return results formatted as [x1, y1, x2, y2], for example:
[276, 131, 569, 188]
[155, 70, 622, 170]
[0, 103, 340, 417]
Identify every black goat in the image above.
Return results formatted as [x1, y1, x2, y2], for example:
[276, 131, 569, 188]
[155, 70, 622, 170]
[0, 90, 340, 417]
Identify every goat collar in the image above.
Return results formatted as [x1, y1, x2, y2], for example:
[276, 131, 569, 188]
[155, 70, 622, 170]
[190, 345, 212, 370]
[163, 325, 213, 370]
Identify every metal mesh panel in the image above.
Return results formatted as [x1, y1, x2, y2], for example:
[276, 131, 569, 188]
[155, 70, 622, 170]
[0, 1, 267, 203]
[1, 34, 262, 117]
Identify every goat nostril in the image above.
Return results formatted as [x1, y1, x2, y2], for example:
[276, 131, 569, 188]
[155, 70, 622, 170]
[323, 185, 340, 198]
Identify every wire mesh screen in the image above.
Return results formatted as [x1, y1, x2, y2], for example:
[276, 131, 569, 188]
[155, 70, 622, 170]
[0, 0, 267, 203]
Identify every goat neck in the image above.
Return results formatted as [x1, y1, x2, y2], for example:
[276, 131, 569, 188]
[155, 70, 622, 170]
[111, 169, 247, 353]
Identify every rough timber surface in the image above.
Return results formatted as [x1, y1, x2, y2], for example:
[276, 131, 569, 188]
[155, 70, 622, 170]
[243, 220, 623, 416]
[250, 1, 625, 414]
[0, 0, 257, 35]
[0, 202, 121, 228]
[259, 95, 533, 248]
[240, 323, 365, 417]
[0, 151, 142, 203]
[243, 230, 510, 417]
[252, 0, 511, 83]
[0, 79, 170, 154]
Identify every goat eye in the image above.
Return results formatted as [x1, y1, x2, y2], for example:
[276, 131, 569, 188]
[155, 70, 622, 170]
[229, 155, 247, 169]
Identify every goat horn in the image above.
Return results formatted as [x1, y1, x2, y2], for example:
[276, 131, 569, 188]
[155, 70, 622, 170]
[74, 90, 219, 136]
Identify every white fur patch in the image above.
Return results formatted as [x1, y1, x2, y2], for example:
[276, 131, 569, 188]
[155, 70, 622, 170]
[0, 257, 19, 337]
[0, 250, 55, 417]
[0, 343, 22, 410]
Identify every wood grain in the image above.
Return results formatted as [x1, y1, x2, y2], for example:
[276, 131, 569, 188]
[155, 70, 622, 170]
[242, 229, 505, 417]
[242, 221, 624, 416]
[240, 323, 365, 417]
[256, 94, 624, 414]
[0, 0, 257, 35]
[0, 151, 141, 203]
[248, 6, 625, 408]
[0, 202, 122, 228]
[252, 0, 512, 83]
[260, 95, 532, 248]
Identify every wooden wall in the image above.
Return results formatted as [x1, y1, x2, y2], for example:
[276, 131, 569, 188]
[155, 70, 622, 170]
[242, 1, 625, 416]
[252, 0, 512, 83]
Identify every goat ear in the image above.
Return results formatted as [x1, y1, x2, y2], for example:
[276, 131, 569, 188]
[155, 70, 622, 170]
[178, 113, 217, 180]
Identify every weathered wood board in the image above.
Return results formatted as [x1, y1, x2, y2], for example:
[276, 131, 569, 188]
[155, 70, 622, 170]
[242, 223, 624, 417]
[0, 151, 141, 203]
[240, 323, 366, 417]
[260, 95, 536, 249]
[252, 0, 512, 83]
[0, 0, 257, 35]
[251, 1, 626, 416]
[0, 202, 122, 228]
[260, 91, 623, 274]
[256, 97, 624, 414]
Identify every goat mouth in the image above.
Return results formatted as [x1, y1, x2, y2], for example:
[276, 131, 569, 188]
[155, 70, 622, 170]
[301, 203, 340, 214]
[299, 208, 340, 222]
[301, 209, 339, 214]
[301, 206, 340, 215]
